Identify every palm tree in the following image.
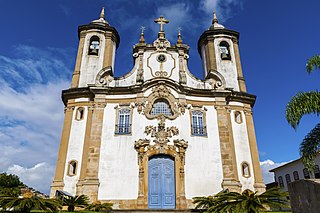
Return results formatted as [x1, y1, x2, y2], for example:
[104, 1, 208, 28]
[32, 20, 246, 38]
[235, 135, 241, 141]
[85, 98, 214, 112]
[286, 55, 320, 170]
[0, 191, 60, 212]
[62, 194, 89, 212]
[85, 201, 113, 212]
[193, 188, 289, 213]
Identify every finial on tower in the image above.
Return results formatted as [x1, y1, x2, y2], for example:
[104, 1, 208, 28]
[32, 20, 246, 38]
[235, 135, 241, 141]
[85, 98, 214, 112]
[177, 27, 183, 44]
[100, 7, 105, 19]
[91, 7, 109, 25]
[154, 15, 169, 39]
[212, 11, 219, 24]
[139, 26, 146, 43]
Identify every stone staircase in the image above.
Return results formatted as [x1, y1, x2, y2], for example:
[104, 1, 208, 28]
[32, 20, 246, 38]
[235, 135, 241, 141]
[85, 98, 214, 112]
[111, 210, 201, 213]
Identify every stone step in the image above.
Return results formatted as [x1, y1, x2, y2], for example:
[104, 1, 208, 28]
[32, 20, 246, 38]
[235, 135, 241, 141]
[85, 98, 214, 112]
[111, 210, 200, 213]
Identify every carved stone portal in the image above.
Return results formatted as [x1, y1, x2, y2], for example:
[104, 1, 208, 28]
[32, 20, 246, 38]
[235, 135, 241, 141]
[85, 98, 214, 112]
[134, 122, 188, 209]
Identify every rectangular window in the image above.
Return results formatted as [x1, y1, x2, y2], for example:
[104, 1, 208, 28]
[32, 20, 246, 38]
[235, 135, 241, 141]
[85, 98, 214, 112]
[191, 110, 206, 136]
[314, 165, 320, 178]
[278, 176, 284, 188]
[303, 168, 310, 179]
[116, 108, 131, 134]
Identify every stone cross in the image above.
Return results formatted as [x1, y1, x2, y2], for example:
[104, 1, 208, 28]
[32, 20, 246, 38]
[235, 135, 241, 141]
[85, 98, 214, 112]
[154, 16, 169, 32]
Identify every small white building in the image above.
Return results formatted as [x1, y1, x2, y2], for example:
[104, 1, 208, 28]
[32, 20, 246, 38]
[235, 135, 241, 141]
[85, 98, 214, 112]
[270, 153, 320, 191]
[50, 8, 265, 210]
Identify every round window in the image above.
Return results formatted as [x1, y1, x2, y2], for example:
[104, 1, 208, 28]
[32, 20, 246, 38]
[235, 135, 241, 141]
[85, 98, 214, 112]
[157, 54, 166, 63]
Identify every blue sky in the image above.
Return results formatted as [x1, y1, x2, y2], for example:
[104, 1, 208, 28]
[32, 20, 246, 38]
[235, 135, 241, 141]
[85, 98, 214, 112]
[0, 0, 319, 194]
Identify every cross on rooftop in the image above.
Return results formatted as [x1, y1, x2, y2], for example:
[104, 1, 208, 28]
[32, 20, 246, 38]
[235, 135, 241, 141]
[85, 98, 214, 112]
[154, 16, 169, 32]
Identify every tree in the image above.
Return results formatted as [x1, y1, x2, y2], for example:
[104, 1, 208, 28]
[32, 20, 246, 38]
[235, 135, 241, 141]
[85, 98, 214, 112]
[193, 188, 289, 213]
[0, 173, 24, 197]
[286, 55, 320, 170]
[0, 191, 60, 212]
[85, 201, 113, 212]
[62, 194, 89, 212]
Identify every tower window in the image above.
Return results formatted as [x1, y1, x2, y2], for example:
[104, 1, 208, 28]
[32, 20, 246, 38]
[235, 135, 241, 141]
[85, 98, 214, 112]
[67, 160, 77, 176]
[219, 41, 231, 60]
[88, 36, 100, 55]
[303, 168, 310, 179]
[150, 99, 173, 116]
[75, 107, 85, 120]
[314, 165, 320, 178]
[285, 174, 291, 184]
[115, 108, 131, 134]
[234, 111, 243, 124]
[191, 110, 206, 136]
[293, 171, 299, 181]
[241, 162, 250, 178]
[278, 176, 284, 188]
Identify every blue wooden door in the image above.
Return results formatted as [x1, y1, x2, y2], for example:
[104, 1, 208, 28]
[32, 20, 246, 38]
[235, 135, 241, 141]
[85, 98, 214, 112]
[148, 155, 175, 209]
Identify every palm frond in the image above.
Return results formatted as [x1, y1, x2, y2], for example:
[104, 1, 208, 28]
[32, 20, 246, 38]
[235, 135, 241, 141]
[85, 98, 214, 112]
[299, 123, 320, 171]
[306, 55, 320, 73]
[285, 91, 320, 129]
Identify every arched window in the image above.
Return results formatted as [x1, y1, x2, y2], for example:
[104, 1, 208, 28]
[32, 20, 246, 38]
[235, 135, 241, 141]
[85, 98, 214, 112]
[285, 174, 291, 184]
[150, 99, 173, 116]
[278, 176, 284, 188]
[88, 36, 100, 55]
[219, 41, 231, 60]
[116, 108, 131, 134]
[68, 160, 77, 176]
[293, 171, 299, 181]
[75, 107, 84, 120]
[234, 111, 243, 124]
[303, 168, 310, 179]
[191, 110, 206, 136]
[241, 162, 250, 177]
[314, 165, 320, 178]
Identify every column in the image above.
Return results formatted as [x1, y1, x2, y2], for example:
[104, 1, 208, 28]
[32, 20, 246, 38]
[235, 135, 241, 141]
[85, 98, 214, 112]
[232, 37, 247, 92]
[215, 100, 242, 192]
[71, 32, 86, 88]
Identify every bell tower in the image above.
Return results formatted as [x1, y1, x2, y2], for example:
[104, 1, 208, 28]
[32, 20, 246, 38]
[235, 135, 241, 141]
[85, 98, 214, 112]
[71, 8, 120, 88]
[198, 12, 246, 92]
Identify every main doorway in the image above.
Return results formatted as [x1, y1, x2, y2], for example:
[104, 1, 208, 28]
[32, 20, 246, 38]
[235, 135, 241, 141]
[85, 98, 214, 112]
[148, 155, 176, 209]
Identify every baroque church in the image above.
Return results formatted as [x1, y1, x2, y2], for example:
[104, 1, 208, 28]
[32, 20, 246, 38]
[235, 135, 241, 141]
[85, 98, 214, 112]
[51, 8, 265, 209]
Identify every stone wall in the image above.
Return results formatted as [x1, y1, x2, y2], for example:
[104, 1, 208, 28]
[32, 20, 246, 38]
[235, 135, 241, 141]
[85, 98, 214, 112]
[288, 179, 320, 213]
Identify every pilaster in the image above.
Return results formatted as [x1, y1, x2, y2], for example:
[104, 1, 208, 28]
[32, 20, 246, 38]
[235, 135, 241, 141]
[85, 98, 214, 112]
[215, 100, 242, 192]
[71, 32, 86, 88]
[50, 105, 75, 197]
[232, 37, 247, 92]
[244, 105, 266, 193]
[76, 99, 106, 201]
[103, 32, 116, 71]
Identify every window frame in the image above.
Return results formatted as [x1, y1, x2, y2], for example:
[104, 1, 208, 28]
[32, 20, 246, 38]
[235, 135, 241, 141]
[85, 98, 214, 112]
[278, 176, 284, 188]
[150, 99, 173, 117]
[88, 35, 100, 56]
[303, 168, 310, 179]
[293, 171, 299, 181]
[314, 165, 320, 178]
[67, 160, 78, 177]
[285, 174, 291, 184]
[115, 106, 133, 135]
[241, 162, 251, 178]
[234, 111, 243, 124]
[190, 108, 207, 136]
[75, 107, 85, 121]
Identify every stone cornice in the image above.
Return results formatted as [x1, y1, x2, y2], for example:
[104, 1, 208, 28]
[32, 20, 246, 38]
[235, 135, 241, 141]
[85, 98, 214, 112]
[62, 79, 256, 107]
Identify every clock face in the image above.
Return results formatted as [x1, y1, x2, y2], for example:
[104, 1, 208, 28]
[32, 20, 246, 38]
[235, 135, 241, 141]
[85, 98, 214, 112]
[157, 54, 166, 63]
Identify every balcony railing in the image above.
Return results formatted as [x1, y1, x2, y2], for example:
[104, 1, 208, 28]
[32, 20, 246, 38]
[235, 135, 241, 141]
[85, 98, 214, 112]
[191, 125, 207, 136]
[115, 124, 131, 134]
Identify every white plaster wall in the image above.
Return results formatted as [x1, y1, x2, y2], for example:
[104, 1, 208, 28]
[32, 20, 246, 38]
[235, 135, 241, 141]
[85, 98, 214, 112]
[63, 106, 88, 195]
[214, 37, 239, 91]
[143, 51, 180, 82]
[79, 32, 106, 87]
[231, 110, 255, 192]
[273, 154, 320, 191]
[98, 103, 140, 200]
[185, 106, 224, 198]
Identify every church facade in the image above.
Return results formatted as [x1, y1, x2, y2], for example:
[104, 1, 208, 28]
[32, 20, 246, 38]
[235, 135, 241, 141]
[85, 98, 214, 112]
[50, 8, 265, 209]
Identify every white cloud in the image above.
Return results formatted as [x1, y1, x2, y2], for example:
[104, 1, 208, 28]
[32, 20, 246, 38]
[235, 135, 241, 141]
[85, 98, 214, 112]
[7, 163, 55, 194]
[0, 45, 72, 195]
[199, 0, 244, 22]
[260, 159, 288, 184]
